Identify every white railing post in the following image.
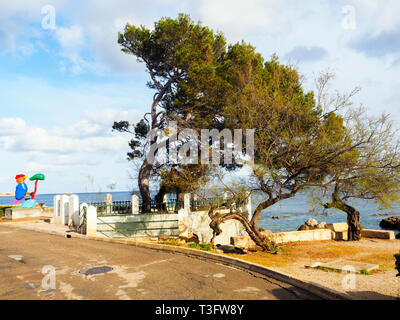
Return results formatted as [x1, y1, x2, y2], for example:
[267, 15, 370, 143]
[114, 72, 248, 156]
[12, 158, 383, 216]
[53, 195, 61, 224]
[69, 195, 79, 227]
[105, 193, 112, 205]
[86, 205, 97, 237]
[131, 195, 139, 214]
[184, 193, 191, 213]
[60, 195, 70, 226]
[179, 193, 191, 238]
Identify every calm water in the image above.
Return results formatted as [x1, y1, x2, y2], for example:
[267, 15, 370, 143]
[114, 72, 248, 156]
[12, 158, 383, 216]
[1, 191, 398, 233]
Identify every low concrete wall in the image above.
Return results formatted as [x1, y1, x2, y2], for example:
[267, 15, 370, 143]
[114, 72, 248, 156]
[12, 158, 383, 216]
[96, 214, 179, 238]
[361, 229, 395, 240]
[272, 229, 333, 244]
[5, 208, 43, 220]
[232, 229, 333, 248]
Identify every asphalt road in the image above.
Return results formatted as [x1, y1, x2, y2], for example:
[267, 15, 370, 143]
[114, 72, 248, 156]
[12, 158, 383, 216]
[0, 225, 319, 300]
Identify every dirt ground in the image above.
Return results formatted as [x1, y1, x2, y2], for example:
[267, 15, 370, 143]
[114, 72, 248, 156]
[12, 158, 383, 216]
[159, 237, 400, 300]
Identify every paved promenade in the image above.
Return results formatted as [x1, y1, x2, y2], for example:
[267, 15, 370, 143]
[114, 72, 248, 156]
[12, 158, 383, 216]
[0, 224, 318, 300]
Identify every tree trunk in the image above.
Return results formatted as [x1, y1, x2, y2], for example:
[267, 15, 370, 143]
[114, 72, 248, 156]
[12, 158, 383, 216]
[155, 183, 168, 211]
[325, 199, 361, 241]
[208, 209, 276, 252]
[346, 205, 361, 241]
[138, 159, 153, 213]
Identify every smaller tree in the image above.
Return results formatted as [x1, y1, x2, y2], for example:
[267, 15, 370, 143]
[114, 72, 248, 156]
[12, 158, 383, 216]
[313, 109, 400, 241]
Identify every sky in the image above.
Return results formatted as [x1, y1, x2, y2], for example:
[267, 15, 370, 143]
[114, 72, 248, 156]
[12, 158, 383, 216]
[0, 0, 399, 194]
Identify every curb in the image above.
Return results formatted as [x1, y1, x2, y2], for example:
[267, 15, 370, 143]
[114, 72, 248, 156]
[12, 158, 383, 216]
[2, 222, 351, 300]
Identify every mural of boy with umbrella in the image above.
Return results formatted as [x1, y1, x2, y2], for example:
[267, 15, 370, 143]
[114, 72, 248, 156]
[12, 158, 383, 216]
[12, 173, 45, 208]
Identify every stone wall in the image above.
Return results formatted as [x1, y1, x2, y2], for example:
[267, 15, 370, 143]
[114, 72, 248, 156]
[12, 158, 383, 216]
[187, 209, 247, 245]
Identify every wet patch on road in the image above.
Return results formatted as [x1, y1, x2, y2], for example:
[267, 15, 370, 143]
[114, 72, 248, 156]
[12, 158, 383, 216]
[0, 265, 11, 270]
[22, 282, 38, 290]
[79, 266, 113, 275]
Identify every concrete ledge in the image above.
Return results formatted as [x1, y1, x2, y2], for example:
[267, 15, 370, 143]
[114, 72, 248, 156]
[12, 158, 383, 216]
[5, 208, 43, 220]
[362, 229, 395, 240]
[272, 229, 332, 244]
[3, 222, 351, 300]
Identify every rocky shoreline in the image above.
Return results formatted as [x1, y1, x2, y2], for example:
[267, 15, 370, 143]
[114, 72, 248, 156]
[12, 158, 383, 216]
[379, 216, 400, 239]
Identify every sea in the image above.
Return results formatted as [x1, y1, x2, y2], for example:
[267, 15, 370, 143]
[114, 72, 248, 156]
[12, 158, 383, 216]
[1, 190, 399, 234]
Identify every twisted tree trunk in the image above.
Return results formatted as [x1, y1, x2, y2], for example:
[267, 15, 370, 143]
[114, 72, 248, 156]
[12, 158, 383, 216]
[325, 199, 361, 241]
[208, 208, 276, 252]
[345, 204, 361, 241]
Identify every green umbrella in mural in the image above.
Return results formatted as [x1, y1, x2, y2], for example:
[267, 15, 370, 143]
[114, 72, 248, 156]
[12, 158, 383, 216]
[29, 173, 45, 200]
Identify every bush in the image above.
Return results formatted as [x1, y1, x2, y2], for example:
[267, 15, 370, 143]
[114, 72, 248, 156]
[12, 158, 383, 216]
[360, 268, 370, 275]
[395, 252, 400, 277]
[0, 206, 11, 217]
[188, 243, 211, 251]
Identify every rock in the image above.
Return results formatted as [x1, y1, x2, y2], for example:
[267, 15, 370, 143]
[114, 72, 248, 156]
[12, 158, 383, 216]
[272, 216, 291, 220]
[231, 236, 263, 252]
[317, 222, 327, 229]
[180, 233, 199, 244]
[305, 218, 318, 228]
[298, 224, 311, 231]
[372, 213, 391, 217]
[380, 216, 400, 230]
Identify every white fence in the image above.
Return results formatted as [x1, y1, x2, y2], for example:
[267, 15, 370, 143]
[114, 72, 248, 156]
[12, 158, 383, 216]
[52, 193, 252, 246]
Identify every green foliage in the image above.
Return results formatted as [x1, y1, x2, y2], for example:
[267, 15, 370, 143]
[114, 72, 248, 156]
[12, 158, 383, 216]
[188, 243, 211, 251]
[360, 268, 370, 275]
[0, 206, 10, 217]
[395, 252, 400, 277]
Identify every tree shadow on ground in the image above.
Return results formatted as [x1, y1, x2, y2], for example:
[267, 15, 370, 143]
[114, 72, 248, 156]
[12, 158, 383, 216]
[346, 291, 399, 300]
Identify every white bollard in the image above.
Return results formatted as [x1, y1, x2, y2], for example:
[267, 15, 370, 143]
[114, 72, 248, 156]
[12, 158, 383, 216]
[60, 195, 70, 226]
[53, 195, 61, 224]
[69, 195, 79, 227]
[183, 193, 191, 213]
[178, 208, 189, 238]
[131, 195, 139, 215]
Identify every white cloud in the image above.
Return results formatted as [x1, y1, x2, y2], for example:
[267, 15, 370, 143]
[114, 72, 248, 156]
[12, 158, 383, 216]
[84, 109, 142, 126]
[192, 0, 286, 41]
[0, 110, 138, 154]
[348, 0, 400, 34]
[0, 118, 27, 135]
[56, 25, 84, 49]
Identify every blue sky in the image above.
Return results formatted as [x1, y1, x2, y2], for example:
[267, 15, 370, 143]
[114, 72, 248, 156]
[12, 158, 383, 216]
[0, 0, 400, 194]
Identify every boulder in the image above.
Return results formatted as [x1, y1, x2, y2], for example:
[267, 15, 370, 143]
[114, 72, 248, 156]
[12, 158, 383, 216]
[231, 236, 263, 252]
[317, 222, 327, 229]
[380, 217, 400, 230]
[306, 218, 318, 228]
[298, 224, 311, 231]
